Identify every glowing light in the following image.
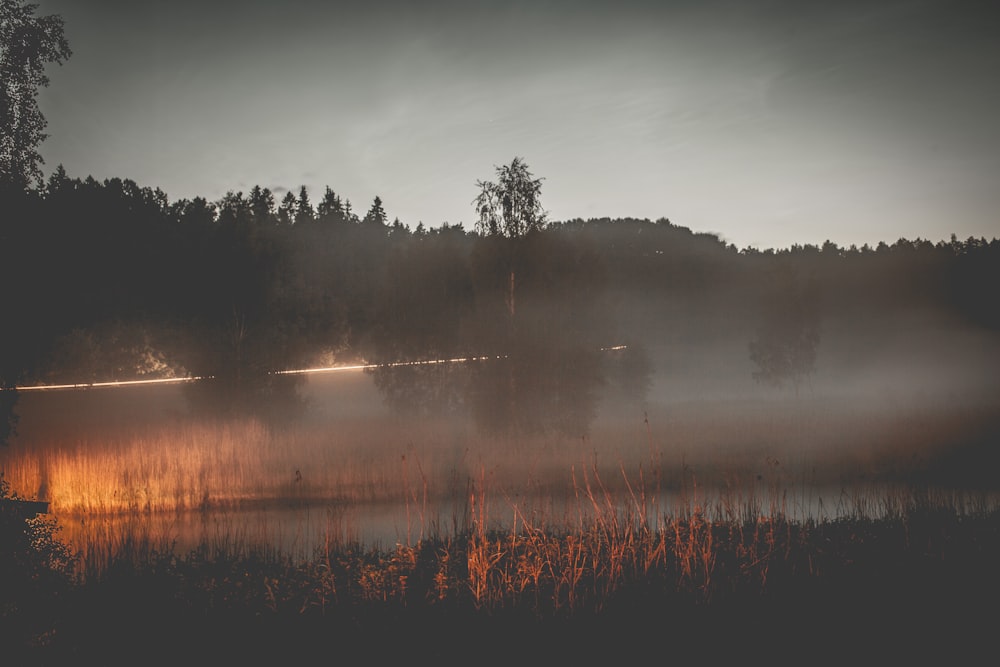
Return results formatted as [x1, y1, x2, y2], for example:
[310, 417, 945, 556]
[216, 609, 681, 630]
[272, 356, 494, 376]
[15, 347, 627, 391]
[15, 375, 207, 392]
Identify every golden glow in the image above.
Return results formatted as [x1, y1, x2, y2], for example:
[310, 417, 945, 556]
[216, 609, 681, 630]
[272, 355, 497, 377]
[15, 348, 625, 391]
[16, 375, 206, 391]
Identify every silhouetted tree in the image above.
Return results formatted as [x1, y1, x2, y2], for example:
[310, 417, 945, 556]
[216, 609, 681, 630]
[388, 217, 408, 238]
[362, 195, 387, 228]
[316, 186, 346, 224]
[216, 190, 251, 227]
[472, 158, 549, 326]
[473, 157, 546, 238]
[0, 0, 70, 191]
[171, 195, 215, 228]
[249, 185, 276, 226]
[0, 1, 69, 442]
[277, 190, 296, 227]
[470, 164, 625, 435]
[295, 185, 314, 225]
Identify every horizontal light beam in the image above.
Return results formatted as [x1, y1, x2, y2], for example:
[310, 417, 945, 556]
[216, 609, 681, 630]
[14, 346, 626, 391]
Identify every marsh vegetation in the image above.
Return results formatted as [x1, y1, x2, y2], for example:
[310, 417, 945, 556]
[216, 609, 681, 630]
[4, 362, 1000, 665]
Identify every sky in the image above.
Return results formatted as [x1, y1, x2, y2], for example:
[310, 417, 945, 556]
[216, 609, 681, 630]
[29, 0, 1000, 251]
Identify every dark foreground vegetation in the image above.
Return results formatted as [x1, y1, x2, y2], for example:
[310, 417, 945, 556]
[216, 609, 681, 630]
[4, 473, 999, 666]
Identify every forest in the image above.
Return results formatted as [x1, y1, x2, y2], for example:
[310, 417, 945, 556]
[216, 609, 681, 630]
[2, 168, 998, 441]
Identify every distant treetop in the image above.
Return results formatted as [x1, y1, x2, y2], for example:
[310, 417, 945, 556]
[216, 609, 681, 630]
[473, 157, 547, 238]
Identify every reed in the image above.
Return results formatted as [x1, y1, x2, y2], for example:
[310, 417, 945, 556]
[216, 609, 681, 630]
[5, 389, 1000, 611]
[5, 387, 998, 664]
[6, 452, 1000, 667]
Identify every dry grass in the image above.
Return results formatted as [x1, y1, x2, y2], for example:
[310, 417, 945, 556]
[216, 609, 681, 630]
[6, 447, 1000, 666]
[4, 381, 999, 592]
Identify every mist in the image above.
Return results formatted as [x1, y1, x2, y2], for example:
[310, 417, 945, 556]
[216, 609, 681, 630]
[2, 163, 998, 556]
[8, 213, 998, 513]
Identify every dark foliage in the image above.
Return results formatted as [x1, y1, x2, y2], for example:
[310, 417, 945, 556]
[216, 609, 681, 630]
[1, 167, 998, 436]
[5, 506, 1000, 666]
[1, 473, 77, 659]
[0, 0, 71, 191]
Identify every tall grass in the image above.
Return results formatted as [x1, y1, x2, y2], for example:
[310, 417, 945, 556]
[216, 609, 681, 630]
[2, 416, 470, 515]
[9, 479, 998, 665]
[5, 385, 999, 664]
[35, 454, 999, 601]
[6, 420, 1000, 667]
[4, 385, 999, 586]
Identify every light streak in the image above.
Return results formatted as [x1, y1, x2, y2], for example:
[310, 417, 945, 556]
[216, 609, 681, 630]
[13, 347, 626, 392]
[15, 375, 208, 392]
[272, 355, 497, 376]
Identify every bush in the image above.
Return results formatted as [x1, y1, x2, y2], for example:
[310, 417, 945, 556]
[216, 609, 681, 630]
[1, 473, 77, 657]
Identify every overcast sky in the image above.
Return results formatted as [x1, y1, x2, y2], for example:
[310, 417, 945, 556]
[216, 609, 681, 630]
[31, 0, 1000, 250]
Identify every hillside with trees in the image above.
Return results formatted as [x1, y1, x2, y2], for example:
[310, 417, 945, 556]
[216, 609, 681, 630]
[2, 162, 998, 439]
[2, 1, 997, 442]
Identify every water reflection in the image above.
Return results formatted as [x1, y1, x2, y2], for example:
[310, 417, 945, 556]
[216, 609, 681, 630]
[7, 368, 1000, 574]
[52, 484, 1000, 572]
[369, 341, 649, 438]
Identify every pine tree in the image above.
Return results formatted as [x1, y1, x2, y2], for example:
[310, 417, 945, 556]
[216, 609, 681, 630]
[316, 186, 344, 223]
[277, 190, 297, 227]
[362, 195, 387, 227]
[295, 185, 314, 225]
[249, 185, 276, 226]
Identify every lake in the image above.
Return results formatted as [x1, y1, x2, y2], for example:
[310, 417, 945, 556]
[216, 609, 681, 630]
[4, 365, 999, 571]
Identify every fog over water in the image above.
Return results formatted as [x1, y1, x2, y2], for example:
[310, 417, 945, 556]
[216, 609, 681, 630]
[7, 299, 999, 556]
[3, 197, 999, 561]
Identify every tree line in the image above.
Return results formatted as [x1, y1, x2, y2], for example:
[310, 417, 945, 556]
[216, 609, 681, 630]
[1, 163, 997, 438]
[2, 1, 997, 440]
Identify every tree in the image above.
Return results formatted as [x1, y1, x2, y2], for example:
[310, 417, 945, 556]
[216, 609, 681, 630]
[277, 190, 297, 227]
[295, 185, 313, 225]
[472, 157, 548, 322]
[316, 186, 345, 224]
[1, 1, 69, 443]
[0, 0, 71, 191]
[362, 195, 387, 228]
[249, 185, 276, 226]
[473, 157, 546, 238]
[216, 190, 251, 227]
